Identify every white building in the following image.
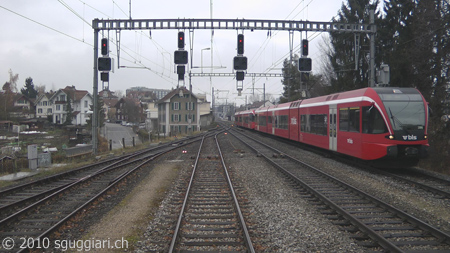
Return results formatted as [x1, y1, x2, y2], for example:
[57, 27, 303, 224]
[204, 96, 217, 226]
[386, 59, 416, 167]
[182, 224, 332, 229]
[35, 93, 53, 119]
[49, 86, 92, 125]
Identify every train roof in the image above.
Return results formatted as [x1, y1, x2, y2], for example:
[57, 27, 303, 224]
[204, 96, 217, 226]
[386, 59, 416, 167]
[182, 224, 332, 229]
[300, 87, 424, 107]
[234, 87, 424, 115]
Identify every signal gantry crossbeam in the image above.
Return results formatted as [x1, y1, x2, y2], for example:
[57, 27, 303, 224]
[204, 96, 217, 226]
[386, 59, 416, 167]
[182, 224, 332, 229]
[190, 73, 283, 77]
[92, 18, 374, 34]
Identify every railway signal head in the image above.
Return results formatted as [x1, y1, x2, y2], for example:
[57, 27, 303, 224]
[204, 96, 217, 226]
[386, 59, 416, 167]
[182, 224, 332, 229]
[233, 56, 247, 70]
[302, 39, 309, 56]
[178, 31, 185, 49]
[298, 57, 312, 72]
[236, 71, 245, 81]
[174, 50, 188, 64]
[101, 38, 108, 56]
[98, 57, 112, 71]
[100, 72, 109, 82]
[237, 34, 244, 55]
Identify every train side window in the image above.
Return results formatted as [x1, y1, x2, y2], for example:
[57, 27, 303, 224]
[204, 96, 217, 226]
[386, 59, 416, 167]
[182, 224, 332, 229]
[259, 116, 267, 126]
[311, 114, 327, 135]
[279, 115, 289, 129]
[339, 107, 360, 132]
[268, 116, 272, 124]
[300, 115, 307, 132]
[339, 108, 349, 131]
[362, 106, 388, 134]
[300, 114, 326, 135]
[348, 107, 360, 132]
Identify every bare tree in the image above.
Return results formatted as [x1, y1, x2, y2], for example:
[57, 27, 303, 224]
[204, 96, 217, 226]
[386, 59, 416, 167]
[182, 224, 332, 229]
[317, 35, 336, 87]
[8, 69, 19, 93]
[114, 90, 125, 98]
[35, 84, 46, 95]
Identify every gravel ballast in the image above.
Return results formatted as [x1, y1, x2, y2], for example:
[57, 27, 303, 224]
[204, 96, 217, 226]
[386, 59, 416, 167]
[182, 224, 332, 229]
[135, 133, 366, 252]
[73, 128, 449, 252]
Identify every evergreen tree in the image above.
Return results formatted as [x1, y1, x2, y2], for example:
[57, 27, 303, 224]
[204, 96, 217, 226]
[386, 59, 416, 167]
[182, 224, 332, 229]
[21, 77, 38, 99]
[328, 0, 380, 93]
[64, 96, 73, 125]
[378, 0, 417, 88]
[280, 55, 328, 103]
[280, 56, 302, 103]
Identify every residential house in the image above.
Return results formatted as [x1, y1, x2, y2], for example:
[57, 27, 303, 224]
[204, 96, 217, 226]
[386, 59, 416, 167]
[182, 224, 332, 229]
[142, 99, 158, 132]
[126, 87, 170, 100]
[115, 97, 144, 123]
[35, 93, 53, 120]
[49, 86, 92, 125]
[197, 94, 213, 128]
[12, 94, 35, 119]
[99, 89, 119, 122]
[157, 87, 200, 136]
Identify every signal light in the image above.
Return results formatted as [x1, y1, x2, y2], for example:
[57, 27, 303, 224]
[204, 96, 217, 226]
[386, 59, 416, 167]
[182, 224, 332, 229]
[233, 56, 247, 70]
[236, 71, 245, 81]
[174, 50, 188, 64]
[101, 38, 108, 56]
[298, 57, 312, 72]
[302, 39, 308, 56]
[237, 34, 244, 55]
[178, 31, 185, 49]
[100, 72, 109, 82]
[98, 57, 112, 71]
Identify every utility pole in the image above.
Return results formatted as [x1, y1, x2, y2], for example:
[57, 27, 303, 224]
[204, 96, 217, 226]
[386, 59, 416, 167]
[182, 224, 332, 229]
[369, 9, 376, 87]
[92, 25, 99, 155]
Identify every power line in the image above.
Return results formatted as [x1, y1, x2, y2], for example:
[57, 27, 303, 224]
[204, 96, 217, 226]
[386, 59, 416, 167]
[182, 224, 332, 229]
[58, 0, 91, 27]
[0, 5, 92, 46]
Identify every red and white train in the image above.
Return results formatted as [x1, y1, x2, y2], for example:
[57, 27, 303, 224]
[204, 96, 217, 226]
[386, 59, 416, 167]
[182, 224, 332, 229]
[235, 87, 429, 167]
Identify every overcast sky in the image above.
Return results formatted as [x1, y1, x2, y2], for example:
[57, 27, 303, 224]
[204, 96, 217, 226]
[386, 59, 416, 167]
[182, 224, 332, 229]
[0, 0, 345, 105]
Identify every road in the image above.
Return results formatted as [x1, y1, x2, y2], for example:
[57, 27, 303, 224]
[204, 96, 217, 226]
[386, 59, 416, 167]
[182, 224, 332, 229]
[100, 123, 142, 150]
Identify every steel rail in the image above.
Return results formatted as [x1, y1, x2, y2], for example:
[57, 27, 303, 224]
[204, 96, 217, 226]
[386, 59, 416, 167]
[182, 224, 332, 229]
[215, 133, 255, 253]
[368, 168, 450, 199]
[168, 135, 206, 252]
[1, 132, 215, 252]
[17, 154, 163, 253]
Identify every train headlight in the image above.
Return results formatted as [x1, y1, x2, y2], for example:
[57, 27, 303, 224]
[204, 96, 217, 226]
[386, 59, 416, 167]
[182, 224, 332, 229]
[424, 135, 427, 139]
[389, 135, 395, 140]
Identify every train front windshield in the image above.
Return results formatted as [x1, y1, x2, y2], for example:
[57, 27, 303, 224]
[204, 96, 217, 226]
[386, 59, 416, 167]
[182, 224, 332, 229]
[379, 93, 426, 131]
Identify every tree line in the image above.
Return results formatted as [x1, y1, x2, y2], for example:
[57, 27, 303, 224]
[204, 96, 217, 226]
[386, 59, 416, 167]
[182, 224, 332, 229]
[281, 0, 449, 119]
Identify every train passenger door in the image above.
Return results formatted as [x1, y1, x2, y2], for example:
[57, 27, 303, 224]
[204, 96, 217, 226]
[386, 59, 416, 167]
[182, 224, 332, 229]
[329, 105, 337, 151]
[272, 111, 275, 135]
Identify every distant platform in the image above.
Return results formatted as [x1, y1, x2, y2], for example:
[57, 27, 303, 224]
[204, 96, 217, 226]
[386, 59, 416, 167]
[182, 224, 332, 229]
[0, 172, 38, 181]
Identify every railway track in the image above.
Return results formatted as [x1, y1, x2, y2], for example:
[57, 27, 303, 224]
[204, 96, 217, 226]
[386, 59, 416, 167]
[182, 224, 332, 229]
[168, 133, 254, 252]
[0, 133, 214, 252]
[229, 127, 450, 252]
[369, 168, 450, 199]
[241, 124, 450, 200]
[0, 139, 192, 222]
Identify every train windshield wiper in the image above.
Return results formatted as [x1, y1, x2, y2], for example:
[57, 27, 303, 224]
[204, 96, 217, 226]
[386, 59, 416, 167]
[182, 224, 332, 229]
[389, 108, 411, 133]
